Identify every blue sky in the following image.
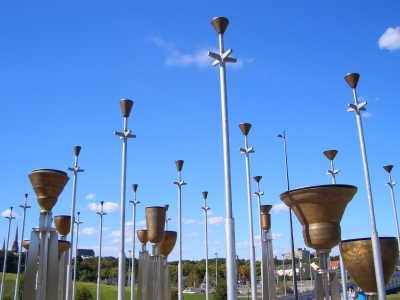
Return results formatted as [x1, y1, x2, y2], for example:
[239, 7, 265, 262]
[1, 2, 400, 263]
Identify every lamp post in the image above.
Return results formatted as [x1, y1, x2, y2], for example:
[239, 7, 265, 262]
[344, 73, 386, 300]
[277, 132, 298, 299]
[208, 17, 238, 300]
[238, 123, 257, 300]
[0, 207, 15, 300]
[72, 212, 83, 300]
[97, 201, 107, 300]
[308, 254, 312, 289]
[173, 160, 186, 300]
[129, 184, 140, 300]
[114, 99, 136, 300]
[66, 146, 84, 300]
[383, 165, 400, 250]
[215, 249, 218, 287]
[282, 254, 286, 296]
[201, 192, 211, 300]
[128, 250, 132, 287]
[165, 205, 171, 231]
[14, 194, 30, 300]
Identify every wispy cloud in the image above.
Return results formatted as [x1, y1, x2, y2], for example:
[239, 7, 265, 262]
[208, 216, 224, 225]
[352, 227, 362, 231]
[86, 193, 96, 200]
[1, 210, 20, 218]
[80, 227, 98, 235]
[187, 232, 201, 237]
[378, 26, 400, 51]
[271, 203, 288, 214]
[362, 112, 373, 118]
[183, 218, 196, 224]
[272, 233, 283, 239]
[87, 202, 118, 213]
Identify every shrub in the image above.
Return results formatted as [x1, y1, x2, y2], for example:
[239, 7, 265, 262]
[171, 288, 178, 300]
[76, 286, 94, 300]
[213, 283, 227, 300]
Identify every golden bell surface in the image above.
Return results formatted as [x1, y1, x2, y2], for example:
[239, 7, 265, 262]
[280, 184, 357, 250]
[340, 237, 398, 294]
[28, 169, 70, 212]
[58, 240, 71, 261]
[260, 205, 272, 215]
[54, 215, 71, 236]
[145, 206, 166, 244]
[159, 231, 177, 257]
[260, 214, 271, 231]
[137, 230, 148, 245]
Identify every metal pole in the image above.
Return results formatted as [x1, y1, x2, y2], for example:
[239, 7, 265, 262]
[278, 132, 298, 299]
[114, 99, 136, 300]
[282, 254, 286, 296]
[72, 212, 83, 300]
[128, 250, 132, 287]
[14, 194, 31, 300]
[66, 146, 84, 300]
[344, 73, 386, 300]
[254, 176, 265, 300]
[1, 207, 15, 300]
[383, 165, 400, 250]
[308, 254, 312, 289]
[238, 123, 257, 300]
[173, 160, 186, 300]
[215, 250, 218, 287]
[208, 17, 238, 300]
[129, 184, 140, 300]
[97, 201, 107, 300]
[165, 205, 171, 231]
[201, 192, 211, 300]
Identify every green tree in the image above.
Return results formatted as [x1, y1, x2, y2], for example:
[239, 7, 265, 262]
[76, 286, 94, 300]
[213, 283, 227, 300]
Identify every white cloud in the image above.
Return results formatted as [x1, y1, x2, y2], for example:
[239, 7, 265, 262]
[86, 193, 96, 200]
[136, 220, 146, 226]
[1, 210, 20, 218]
[352, 227, 362, 231]
[272, 233, 283, 239]
[362, 112, 373, 118]
[378, 26, 400, 51]
[80, 227, 98, 235]
[183, 218, 195, 224]
[208, 216, 224, 225]
[107, 230, 120, 238]
[103, 227, 110, 231]
[187, 232, 201, 237]
[271, 203, 288, 214]
[87, 202, 118, 213]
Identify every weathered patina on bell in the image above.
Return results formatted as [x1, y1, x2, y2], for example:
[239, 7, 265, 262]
[159, 231, 177, 257]
[340, 237, 398, 294]
[260, 205, 272, 215]
[28, 169, 69, 212]
[137, 230, 148, 245]
[145, 207, 166, 244]
[22, 240, 71, 261]
[260, 214, 271, 232]
[54, 215, 71, 237]
[280, 184, 357, 250]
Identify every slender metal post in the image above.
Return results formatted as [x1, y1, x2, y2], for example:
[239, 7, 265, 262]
[383, 165, 400, 250]
[66, 146, 84, 300]
[277, 132, 298, 299]
[208, 17, 238, 300]
[215, 250, 218, 287]
[282, 254, 286, 296]
[1, 207, 15, 300]
[323, 150, 347, 300]
[165, 205, 171, 231]
[308, 254, 312, 289]
[72, 212, 83, 300]
[238, 123, 257, 300]
[14, 194, 30, 300]
[128, 250, 132, 287]
[114, 99, 136, 300]
[97, 201, 107, 300]
[129, 184, 140, 300]
[345, 73, 386, 300]
[173, 160, 186, 300]
[201, 192, 211, 300]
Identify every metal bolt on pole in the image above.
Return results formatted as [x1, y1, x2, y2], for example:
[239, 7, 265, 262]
[323, 150, 348, 300]
[129, 184, 140, 300]
[72, 212, 83, 300]
[277, 132, 298, 299]
[238, 123, 257, 300]
[66, 146, 84, 300]
[344, 73, 386, 300]
[201, 192, 211, 300]
[383, 165, 400, 250]
[14, 195, 30, 300]
[114, 99, 136, 300]
[97, 201, 107, 300]
[165, 204, 171, 231]
[1, 207, 15, 300]
[173, 160, 186, 300]
[208, 16, 238, 300]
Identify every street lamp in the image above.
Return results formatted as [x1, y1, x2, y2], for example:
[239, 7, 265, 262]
[277, 131, 298, 299]
[308, 253, 312, 289]
[345, 73, 386, 300]
[383, 165, 400, 250]
[201, 192, 211, 300]
[1, 207, 15, 300]
[208, 17, 238, 300]
[97, 201, 107, 300]
[282, 254, 286, 296]
[129, 184, 140, 300]
[72, 212, 83, 300]
[215, 249, 218, 287]
[128, 250, 132, 287]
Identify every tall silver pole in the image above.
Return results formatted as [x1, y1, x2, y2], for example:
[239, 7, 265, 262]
[129, 184, 140, 300]
[277, 132, 298, 299]
[128, 250, 132, 287]
[72, 212, 83, 300]
[0, 207, 15, 300]
[282, 254, 286, 296]
[66, 146, 84, 300]
[308, 254, 312, 289]
[14, 195, 30, 300]
[201, 192, 211, 300]
[345, 73, 386, 300]
[97, 201, 107, 300]
[383, 165, 400, 249]
[115, 99, 136, 300]
[323, 150, 347, 300]
[173, 160, 186, 300]
[164, 205, 171, 231]
[238, 123, 257, 300]
[208, 17, 238, 300]
[215, 250, 218, 287]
